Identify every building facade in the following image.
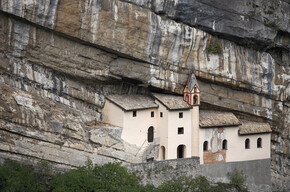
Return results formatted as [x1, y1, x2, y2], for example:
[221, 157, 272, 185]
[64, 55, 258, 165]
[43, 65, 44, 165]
[103, 74, 271, 164]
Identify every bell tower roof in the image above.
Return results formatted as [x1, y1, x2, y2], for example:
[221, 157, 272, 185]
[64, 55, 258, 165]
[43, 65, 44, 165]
[186, 73, 199, 92]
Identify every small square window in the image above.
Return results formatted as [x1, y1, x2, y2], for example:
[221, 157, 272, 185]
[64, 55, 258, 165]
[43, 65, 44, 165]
[151, 111, 154, 117]
[179, 112, 183, 118]
[133, 111, 137, 117]
[160, 112, 163, 118]
[178, 127, 184, 134]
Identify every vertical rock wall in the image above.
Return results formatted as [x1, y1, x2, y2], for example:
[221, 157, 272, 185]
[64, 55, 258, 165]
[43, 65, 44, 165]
[0, 0, 289, 190]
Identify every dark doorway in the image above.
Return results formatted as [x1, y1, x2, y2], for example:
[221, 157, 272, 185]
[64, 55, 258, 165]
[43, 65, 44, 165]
[177, 145, 186, 158]
[160, 146, 166, 160]
[147, 126, 154, 142]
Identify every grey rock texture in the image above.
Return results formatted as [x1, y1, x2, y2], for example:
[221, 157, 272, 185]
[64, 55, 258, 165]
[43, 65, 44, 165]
[126, 0, 290, 49]
[0, 82, 146, 168]
[0, 0, 289, 190]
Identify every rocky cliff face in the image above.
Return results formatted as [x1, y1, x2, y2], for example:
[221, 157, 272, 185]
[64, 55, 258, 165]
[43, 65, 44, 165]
[0, 0, 289, 190]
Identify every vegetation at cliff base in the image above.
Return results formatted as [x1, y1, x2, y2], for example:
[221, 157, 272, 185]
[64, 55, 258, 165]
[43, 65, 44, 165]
[0, 159, 248, 192]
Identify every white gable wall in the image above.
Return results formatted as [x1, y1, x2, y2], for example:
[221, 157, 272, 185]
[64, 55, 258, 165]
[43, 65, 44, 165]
[123, 108, 158, 148]
[103, 100, 124, 127]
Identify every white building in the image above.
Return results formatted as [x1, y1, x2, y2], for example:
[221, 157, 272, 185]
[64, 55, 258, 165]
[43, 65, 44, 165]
[103, 74, 271, 164]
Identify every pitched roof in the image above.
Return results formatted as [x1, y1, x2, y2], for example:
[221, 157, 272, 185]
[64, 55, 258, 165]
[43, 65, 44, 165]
[186, 73, 199, 92]
[152, 93, 192, 110]
[199, 110, 240, 128]
[239, 120, 272, 135]
[105, 95, 158, 111]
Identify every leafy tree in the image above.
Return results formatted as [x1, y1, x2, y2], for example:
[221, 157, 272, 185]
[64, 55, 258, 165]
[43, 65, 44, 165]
[0, 159, 45, 192]
[157, 176, 213, 192]
[227, 169, 248, 192]
[50, 161, 147, 192]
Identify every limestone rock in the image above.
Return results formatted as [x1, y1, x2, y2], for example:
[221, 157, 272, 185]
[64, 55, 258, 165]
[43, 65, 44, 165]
[0, 0, 289, 190]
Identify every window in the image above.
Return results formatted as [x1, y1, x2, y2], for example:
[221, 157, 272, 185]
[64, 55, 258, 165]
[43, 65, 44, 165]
[193, 95, 198, 104]
[178, 127, 184, 134]
[222, 140, 227, 150]
[203, 141, 208, 151]
[133, 110, 137, 117]
[179, 112, 183, 118]
[245, 138, 250, 149]
[185, 95, 189, 102]
[257, 138, 262, 148]
[177, 145, 186, 158]
[148, 126, 154, 142]
[160, 112, 163, 118]
[194, 87, 197, 93]
[151, 111, 154, 118]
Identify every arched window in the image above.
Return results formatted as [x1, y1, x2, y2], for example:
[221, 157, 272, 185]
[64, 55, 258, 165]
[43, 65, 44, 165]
[186, 95, 189, 102]
[245, 138, 250, 149]
[222, 139, 227, 150]
[194, 87, 197, 93]
[160, 146, 166, 160]
[177, 145, 186, 158]
[147, 126, 154, 142]
[257, 138, 262, 148]
[203, 141, 208, 151]
[193, 95, 198, 104]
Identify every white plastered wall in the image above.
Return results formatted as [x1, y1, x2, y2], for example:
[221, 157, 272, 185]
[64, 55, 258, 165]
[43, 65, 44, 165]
[199, 126, 271, 164]
[123, 108, 158, 148]
[227, 132, 271, 162]
[103, 100, 124, 127]
[167, 109, 192, 159]
[155, 101, 168, 160]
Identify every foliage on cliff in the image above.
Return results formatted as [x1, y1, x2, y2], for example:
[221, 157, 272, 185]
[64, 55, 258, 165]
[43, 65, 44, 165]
[0, 159, 248, 192]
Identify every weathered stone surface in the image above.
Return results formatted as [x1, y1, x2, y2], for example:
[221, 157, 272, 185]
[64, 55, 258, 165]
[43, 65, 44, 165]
[126, 0, 289, 49]
[0, 0, 289, 190]
[0, 83, 146, 167]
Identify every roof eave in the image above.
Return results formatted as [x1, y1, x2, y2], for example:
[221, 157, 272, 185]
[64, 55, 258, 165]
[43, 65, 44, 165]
[199, 123, 241, 128]
[238, 130, 272, 135]
[124, 106, 159, 112]
[168, 107, 192, 111]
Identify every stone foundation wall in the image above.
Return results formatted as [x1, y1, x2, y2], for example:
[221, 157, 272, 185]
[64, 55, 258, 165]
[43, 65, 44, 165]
[127, 158, 272, 192]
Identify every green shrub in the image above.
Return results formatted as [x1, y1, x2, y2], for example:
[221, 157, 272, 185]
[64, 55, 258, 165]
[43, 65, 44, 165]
[206, 43, 222, 54]
[227, 169, 248, 192]
[50, 161, 146, 192]
[157, 176, 214, 192]
[0, 159, 250, 192]
[0, 159, 46, 192]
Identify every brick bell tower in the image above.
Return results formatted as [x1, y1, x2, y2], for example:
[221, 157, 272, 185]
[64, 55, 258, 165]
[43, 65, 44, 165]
[184, 73, 200, 157]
